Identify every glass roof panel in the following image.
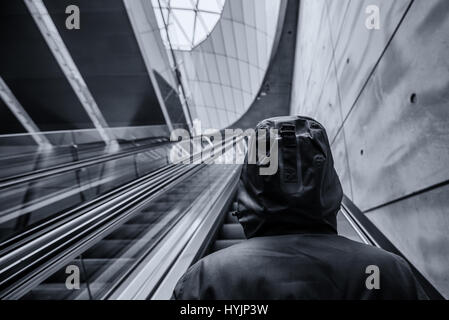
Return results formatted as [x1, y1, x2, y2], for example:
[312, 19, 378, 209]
[152, 0, 225, 51]
[198, 0, 224, 13]
[169, 0, 195, 10]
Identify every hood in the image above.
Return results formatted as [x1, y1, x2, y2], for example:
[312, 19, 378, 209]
[236, 115, 343, 238]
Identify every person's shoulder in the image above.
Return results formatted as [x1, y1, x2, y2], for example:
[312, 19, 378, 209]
[202, 240, 254, 268]
[179, 241, 253, 279]
[172, 242, 254, 299]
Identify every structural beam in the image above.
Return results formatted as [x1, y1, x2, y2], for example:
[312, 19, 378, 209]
[153, 0, 194, 135]
[0, 76, 51, 147]
[123, 0, 175, 134]
[24, 0, 116, 145]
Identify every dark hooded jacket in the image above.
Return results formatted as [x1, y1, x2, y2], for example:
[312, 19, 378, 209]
[173, 116, 426, 300]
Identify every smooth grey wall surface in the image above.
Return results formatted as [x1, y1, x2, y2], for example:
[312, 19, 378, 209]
[290, 0, 449, 297]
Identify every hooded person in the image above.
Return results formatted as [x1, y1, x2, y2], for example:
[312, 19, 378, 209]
[172, 116, 427, 300]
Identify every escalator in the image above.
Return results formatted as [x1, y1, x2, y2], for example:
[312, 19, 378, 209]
[22, 167, 222, 299]
[0, 134, 245, 300]
[0, 133, 443, 300]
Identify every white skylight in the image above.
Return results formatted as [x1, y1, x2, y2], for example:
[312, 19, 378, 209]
[152, 0, 226, 51]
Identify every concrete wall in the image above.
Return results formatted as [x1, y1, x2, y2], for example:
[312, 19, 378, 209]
[230, 0, 298, 130]
[290, 0, 449, 297]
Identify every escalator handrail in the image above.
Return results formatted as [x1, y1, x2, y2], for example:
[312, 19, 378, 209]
[0, 138, 171, 189]
[341, 195, 444, 300]
[0, 135, 243, 299]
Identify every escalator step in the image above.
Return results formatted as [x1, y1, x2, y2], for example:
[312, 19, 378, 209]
[212, 239, 244, 253]
[219, 224, 245, 240]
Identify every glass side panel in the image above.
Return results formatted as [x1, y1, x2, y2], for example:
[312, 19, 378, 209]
[0, 136, 166, 180]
